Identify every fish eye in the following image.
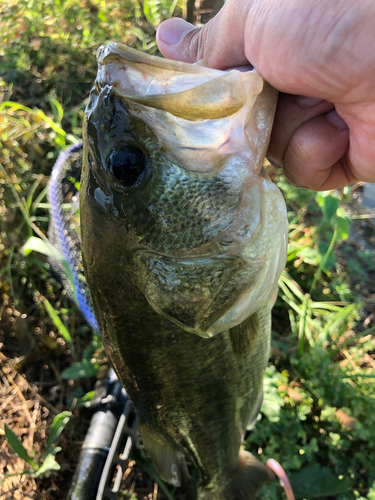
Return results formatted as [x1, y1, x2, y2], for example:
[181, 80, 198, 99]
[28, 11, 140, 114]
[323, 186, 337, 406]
[108, 146, 146, 187]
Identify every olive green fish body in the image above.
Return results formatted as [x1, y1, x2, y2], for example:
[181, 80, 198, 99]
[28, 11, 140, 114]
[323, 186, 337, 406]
[81, 205, 270, 490]
[81, 44, 288, 499]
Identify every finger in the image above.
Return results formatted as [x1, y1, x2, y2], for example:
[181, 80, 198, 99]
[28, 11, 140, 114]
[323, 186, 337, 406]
[337, 102, 375, 184]
[156, 1, 251, 68]
[268, 95, 335, 166]
[283, 111, 353, 190]
[156, 18, 197, 61]
[268, 94, 352, 190]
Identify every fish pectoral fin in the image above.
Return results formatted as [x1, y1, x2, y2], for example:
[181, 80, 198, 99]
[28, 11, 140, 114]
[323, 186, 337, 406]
[132, 253, 243, 337]
[138, 422, 189, 487]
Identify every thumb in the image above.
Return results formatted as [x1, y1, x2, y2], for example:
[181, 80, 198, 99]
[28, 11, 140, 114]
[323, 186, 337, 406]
[156, 2, 250, 69]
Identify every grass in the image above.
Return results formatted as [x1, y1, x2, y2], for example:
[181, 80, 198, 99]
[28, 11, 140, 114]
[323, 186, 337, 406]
[253, 178, 375, 499]
[1, 1, 375, 499]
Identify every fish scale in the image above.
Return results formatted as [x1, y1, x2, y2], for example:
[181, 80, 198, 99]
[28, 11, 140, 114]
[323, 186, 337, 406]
[139, 164, 241, 251]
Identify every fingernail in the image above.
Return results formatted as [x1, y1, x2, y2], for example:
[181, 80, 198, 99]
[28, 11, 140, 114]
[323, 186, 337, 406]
[157, 18, 195, 45]
[325, 109, 348, 130]
[296, 96, 324, 107]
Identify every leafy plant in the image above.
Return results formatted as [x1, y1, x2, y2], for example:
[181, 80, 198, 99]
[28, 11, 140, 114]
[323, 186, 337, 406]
[3, 412, 71, 480]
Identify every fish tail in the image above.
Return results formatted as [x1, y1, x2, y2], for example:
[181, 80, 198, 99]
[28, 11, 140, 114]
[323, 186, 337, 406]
[199, 450, 271, 500]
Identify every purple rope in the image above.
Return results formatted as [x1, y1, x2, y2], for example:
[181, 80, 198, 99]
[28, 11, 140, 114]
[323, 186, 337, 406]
[49, 141, 99, 331]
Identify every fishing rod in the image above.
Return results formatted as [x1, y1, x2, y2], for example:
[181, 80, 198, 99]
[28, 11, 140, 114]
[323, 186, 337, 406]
[67, 369, 130, 500]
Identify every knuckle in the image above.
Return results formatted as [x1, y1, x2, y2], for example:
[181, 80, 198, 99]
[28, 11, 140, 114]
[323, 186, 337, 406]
[180, 27, 204, 62]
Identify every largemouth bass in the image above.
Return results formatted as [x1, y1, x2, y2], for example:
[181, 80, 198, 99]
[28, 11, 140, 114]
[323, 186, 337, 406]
[80, 43, 288, 499]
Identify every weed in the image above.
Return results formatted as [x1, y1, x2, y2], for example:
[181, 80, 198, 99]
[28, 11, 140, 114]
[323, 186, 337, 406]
[3, 411, 71, 480]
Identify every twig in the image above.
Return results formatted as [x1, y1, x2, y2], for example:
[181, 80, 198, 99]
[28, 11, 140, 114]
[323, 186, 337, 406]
[153, 481, 158, 500]
[29, 400, 40, 451]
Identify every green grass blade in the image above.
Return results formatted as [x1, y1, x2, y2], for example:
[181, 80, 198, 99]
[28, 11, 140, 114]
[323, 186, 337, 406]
[48, 96, 64, 123]
[310, 302, 347, 311]
[310, 225, 338, 294]
[22, 237, 77, 300]
[35, 109, 66, 136]
[317, 303, 358, 346]
[280, 292, 322, 334]
[0, 164, 55, 245]
[279, 272, 305, 302]
[23, 236, 63, 259]
[44, 411, 71, 457]
[26, 174, 44, 211]
[288, 309, 298, 336]
[298, 293, 311, 356]
[4, 424, 38, 470]
[0, 471, 32, 484]
[42, 297, 75, 357]
[31, 184, 49, 213]
[168, 0, 179, 16]
[1, 101, 66, 136]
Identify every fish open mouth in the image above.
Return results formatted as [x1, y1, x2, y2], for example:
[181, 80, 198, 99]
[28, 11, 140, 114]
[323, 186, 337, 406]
[96, 43, 262, 122]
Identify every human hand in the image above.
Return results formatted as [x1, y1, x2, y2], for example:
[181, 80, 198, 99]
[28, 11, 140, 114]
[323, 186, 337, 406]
[156, 0, 375, 190]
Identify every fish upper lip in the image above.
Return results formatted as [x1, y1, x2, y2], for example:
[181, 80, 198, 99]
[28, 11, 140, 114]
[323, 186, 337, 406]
[95, 43, 264, 121]
[97, 42, 227, 76]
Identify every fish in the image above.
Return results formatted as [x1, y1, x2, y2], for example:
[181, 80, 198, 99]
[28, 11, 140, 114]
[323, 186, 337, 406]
[80, 43, 288, 499]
